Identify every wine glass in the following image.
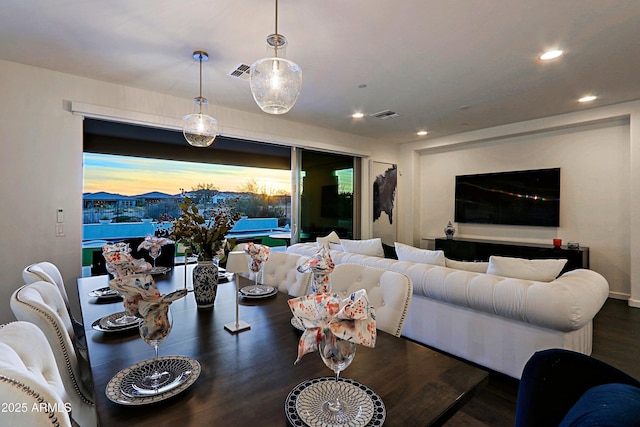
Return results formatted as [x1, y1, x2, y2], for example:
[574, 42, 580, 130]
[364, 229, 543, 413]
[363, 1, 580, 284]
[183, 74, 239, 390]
[318, 330, 357, 414]
[136, 307, 173, 393]
[149, 245, 161, 272]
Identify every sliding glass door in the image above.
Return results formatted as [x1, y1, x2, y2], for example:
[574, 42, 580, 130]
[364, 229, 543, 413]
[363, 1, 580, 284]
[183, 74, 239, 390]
[295, 149, 360, 242]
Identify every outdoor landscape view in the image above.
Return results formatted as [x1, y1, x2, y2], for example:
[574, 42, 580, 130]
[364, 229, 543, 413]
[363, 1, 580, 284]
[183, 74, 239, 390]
[83, 153, 293, 226]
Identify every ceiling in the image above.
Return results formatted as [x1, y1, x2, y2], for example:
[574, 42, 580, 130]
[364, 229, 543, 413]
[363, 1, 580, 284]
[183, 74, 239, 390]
[2, 1, 640, 144]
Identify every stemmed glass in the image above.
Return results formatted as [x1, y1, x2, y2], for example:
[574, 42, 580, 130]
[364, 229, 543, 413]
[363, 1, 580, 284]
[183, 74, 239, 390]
[318, 330, 357, 414]
[149, 245, 161, 272]
[135, 308, 173, 393]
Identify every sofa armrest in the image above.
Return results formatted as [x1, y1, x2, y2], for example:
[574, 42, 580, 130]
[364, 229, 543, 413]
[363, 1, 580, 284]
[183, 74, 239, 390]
[525, 269, 609, 331]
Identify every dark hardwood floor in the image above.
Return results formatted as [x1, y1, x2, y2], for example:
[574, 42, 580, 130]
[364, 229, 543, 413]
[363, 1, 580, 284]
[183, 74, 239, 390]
[443, 298, 640, 427]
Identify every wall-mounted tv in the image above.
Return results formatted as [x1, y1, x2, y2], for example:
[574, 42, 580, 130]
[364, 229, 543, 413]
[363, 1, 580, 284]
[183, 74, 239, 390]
[454, 168, 560, 227]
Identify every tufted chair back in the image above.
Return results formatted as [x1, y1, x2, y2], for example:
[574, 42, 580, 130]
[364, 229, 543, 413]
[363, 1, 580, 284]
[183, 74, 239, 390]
[22, 262, 85, 346]
[261, 252, 312, 296]
[11, 282, 96, 427]
[22, 262, 69, 307]
[0, 321, 73, 427]
[329, 263, 413, 337]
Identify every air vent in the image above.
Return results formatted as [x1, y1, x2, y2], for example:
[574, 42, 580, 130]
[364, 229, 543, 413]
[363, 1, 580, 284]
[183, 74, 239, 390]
[228, 63, 251, 80]
[370, 110, 400, 120]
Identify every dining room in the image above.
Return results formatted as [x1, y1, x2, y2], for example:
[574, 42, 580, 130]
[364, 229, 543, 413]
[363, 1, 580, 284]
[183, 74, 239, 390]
[73, 249, 488, 426]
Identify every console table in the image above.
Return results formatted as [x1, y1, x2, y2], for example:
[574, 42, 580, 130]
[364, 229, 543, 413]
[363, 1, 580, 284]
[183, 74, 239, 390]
[435, 238, 589, 273]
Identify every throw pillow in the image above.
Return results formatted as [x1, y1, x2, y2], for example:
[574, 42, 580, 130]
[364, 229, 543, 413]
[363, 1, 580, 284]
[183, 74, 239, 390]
[394, 242, 446, 267]
[340, 238, 385, 258]
[316, 231, 341, 249]
[486, 255, 567, 282]
[382, 242, 398, 259]
[329, 242, 344, 251]
[445, 258, 489, 273]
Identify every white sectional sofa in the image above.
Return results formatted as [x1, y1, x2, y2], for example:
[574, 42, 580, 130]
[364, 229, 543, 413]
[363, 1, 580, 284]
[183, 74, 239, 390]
[286, 241, 609, 379]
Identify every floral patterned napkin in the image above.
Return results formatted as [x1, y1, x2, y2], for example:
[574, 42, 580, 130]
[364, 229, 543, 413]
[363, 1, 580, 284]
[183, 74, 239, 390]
[137, 234, 173, 254]
[102, 242, 152, 277]
[109, 273, 160, 317]
[288, 289, 376, 363]
[138, 289, 188, 343]
[244, 242, 270, 273]
[297, 245, 335, 293]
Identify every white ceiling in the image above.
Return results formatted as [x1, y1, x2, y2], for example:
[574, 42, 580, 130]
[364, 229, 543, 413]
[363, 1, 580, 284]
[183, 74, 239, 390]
[2, 0, 640, 144]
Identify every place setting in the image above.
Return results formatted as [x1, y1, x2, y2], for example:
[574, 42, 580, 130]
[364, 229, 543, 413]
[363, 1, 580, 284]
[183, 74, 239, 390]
[286, 289, 386, 427]
[239, 243, 276, 300]
[101, 241, 200, 405]
[105, 291, 200, 406]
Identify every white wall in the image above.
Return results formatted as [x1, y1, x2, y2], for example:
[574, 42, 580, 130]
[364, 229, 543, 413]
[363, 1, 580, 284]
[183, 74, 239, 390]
[0, 59, 397, 324]
[399, 102, 640, 305]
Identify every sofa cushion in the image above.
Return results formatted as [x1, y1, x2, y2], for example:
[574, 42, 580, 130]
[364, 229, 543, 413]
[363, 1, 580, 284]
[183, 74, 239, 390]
[382, 242, 398, 259]
[487, 255, 567, 282]
[394, 242, 446, 267]
[445, 258, 489, 273]
[316, 231, 341, 249]
[341, 238, 384, 258]
[329, 242, 344, 251]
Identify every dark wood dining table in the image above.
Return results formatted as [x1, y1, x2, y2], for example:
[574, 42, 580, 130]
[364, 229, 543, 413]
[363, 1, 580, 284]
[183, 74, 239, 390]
[77, 265, 488, 426]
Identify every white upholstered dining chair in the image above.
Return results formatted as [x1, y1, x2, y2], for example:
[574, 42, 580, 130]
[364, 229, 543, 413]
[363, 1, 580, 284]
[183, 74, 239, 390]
[22, 261, 85, 347]
[0, 321, 73, 427]
[260, 252, 312, 296]
[329, 263, 413, 337]
[11, 281, 96, 427]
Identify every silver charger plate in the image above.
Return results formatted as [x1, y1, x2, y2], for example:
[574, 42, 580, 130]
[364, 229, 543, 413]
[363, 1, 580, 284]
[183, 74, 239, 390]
[290, 316, 305, 331]
[239, 285, 277, 299]
[88, 286, 122, 301]
[285, 377, 386, 427]
[106, 356, 201, 406]
[92, 311, 141, 333]
[148, 266, 171, 275]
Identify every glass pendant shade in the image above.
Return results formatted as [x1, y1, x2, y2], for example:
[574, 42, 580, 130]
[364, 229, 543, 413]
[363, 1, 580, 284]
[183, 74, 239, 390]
[183, 97, 218, 147]
[250, 57, 302, 115]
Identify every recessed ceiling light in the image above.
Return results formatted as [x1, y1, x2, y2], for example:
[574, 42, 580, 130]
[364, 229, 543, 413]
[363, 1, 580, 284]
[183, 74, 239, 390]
[540, 49, 563, 60]
[416, 130, 428, 136]
[578, 95, 597, 103]
[352, 112, 364, 119]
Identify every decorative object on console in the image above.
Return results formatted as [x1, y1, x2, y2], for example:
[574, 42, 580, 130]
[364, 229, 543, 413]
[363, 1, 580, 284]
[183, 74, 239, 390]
[183, 51, 218, 147]
[553, 238, 562, 248]
[249, 0, 302, 114]
[224, 250, 251, 333]
[444, 221, 456, 239]
[568, 241, 580, 249]
[297, 245, 335, 293]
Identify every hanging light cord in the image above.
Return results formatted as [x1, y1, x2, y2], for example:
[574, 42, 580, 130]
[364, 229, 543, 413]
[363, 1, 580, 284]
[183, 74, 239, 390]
[198, 53, 204, 113]
[274, 0, 279, 58]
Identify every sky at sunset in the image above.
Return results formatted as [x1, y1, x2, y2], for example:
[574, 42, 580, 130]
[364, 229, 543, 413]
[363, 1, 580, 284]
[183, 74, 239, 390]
[83, 153, 291, 196]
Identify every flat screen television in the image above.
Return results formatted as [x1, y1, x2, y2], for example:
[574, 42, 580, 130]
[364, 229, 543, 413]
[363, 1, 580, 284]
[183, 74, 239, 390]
[454, 168, 560, 227]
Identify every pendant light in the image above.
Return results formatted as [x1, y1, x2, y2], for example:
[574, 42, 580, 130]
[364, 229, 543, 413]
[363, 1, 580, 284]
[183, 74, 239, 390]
[183, 51, 218, 147]
[250, 0, 302, 115]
